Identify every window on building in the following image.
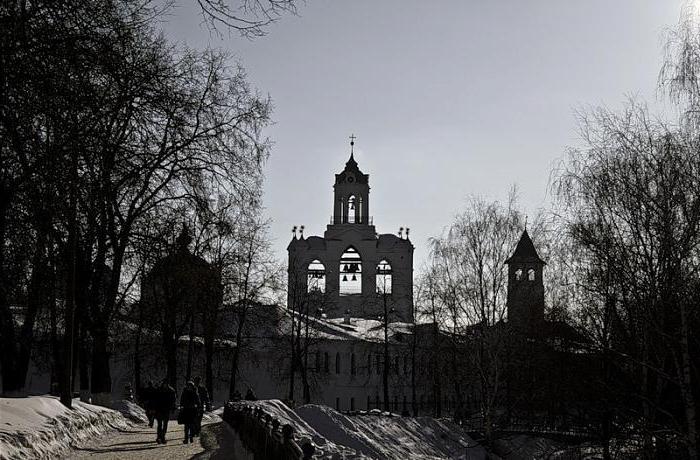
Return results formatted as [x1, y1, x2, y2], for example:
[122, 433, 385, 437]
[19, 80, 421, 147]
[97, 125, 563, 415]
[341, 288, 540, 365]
[324, 352, 329, 373]
[527, 268, 535, 281]
[347, 195, 357, 223]
[335, 352, 341, 374]
[351, 353, 356, 375]
[339, 247, 362, 295]
[376, 260, 392, 295]
[307, 260, 326, 293]
[515, 268, 523, 281]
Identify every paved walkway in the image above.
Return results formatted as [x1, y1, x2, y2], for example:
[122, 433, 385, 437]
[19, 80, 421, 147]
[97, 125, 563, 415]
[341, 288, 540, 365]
[69, 418, 250, 459]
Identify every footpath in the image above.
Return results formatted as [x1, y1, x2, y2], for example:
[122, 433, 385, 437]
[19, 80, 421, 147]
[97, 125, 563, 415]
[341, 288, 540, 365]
[68, 417, 238, 459]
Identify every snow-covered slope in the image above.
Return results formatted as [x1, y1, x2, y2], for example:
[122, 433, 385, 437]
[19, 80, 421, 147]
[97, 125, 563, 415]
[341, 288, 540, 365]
[0, 396, 128, 460]
[243, 400, 488, 459]
[111, 399, 147, 424]
[298, 405, 487, 459]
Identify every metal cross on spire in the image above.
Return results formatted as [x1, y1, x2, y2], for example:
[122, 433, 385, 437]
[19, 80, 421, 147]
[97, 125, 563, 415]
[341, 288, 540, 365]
[349, 133, 356, 156]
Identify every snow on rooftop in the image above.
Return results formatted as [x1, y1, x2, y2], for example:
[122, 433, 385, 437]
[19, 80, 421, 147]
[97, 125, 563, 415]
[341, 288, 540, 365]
[274, 309, 414, 343]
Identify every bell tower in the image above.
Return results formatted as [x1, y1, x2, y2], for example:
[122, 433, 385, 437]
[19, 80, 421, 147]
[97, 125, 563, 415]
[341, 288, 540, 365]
[332, 135, 370, 225]
[505, 229, 545, 331]
[287, 136, 414, 322]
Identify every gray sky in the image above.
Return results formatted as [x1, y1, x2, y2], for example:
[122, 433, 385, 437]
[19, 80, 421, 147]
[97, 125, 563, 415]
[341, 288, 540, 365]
[165, 0, 684, 268]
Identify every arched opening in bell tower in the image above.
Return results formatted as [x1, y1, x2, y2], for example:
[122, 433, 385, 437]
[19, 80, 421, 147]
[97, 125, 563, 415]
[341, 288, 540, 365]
[376, 260, 392, 295]
[307, 259, 326, 293]
[347, 195, 357, 223]
[339, 246, 362, 295]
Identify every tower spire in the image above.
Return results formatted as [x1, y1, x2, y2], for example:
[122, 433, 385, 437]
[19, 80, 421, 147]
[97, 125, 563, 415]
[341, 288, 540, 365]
[349, 133, 356, 160]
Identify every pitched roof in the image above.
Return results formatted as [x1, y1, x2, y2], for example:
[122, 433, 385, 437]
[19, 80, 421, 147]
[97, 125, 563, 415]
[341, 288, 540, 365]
[505, 229, 546, 265]
[335, 152, 369, 184]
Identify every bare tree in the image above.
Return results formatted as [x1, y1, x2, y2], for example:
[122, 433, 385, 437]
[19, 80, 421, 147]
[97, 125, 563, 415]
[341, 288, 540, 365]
[418, 191, 523, 444]
[283, 249, 333, 405]
[194, 0, 298, 36]
[555, 101, 700, 458]
[0, 0, 272, 407]
[222, 214, 282, 400]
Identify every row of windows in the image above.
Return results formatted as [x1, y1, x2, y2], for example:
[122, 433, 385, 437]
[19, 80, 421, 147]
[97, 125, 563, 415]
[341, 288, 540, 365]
[313, 351, 443, 376]
[514, 268, 537, 281]
[308, 251, 392, 295]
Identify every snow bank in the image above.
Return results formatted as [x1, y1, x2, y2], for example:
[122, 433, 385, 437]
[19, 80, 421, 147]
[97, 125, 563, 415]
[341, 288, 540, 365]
[111, 399, 147, 424]
[0, 396, 128, 460]
[297, 405, 488, 460]
[202, 407, 223, 424]
[240, 400, 359, 457]
[243, 400, 487, 459]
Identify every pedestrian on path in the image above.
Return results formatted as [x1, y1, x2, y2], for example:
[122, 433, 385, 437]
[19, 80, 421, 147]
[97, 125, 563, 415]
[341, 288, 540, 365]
[140, 380, 156, 428]
[179, 380, 200, 444]
[193, 376, 209, 436]
[154, 379, 176, 444]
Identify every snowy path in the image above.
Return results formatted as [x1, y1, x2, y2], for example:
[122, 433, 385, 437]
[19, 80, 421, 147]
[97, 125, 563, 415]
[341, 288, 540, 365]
[68, 419, 249, 459]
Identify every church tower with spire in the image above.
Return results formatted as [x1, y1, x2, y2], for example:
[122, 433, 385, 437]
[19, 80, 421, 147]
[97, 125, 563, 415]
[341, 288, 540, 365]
[505, 229, 546, 331]
[331, 137, 370, 227]
[287, 138, 414, 322]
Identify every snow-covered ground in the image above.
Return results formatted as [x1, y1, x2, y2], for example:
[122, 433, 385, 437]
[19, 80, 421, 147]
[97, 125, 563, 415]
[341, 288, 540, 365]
[0, 396, 129, 460]
[241, 400, 489, 459]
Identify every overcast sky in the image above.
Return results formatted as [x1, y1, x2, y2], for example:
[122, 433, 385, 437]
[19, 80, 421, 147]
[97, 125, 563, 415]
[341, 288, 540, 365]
[165, 1, 684, 268]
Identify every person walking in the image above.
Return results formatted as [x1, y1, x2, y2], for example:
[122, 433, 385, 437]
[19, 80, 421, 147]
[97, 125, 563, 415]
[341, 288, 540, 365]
[193, 376, 209, 436]
[141, 381, 156, 428]
[179, 380, 200, 444]
[154, 379, 176, 444]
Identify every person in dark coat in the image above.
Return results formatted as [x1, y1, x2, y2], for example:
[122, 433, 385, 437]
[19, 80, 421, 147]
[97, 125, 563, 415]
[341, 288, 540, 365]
[193, 376, 209, 436]
[179, 380, 200, 444]
[154, 379, 176, 444]
[245, 387, 257, 401]
[141, 381, 156, 428]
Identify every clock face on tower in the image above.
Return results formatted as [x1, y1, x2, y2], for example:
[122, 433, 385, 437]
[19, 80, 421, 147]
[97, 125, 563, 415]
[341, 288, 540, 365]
[346, 174, 355, 183]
